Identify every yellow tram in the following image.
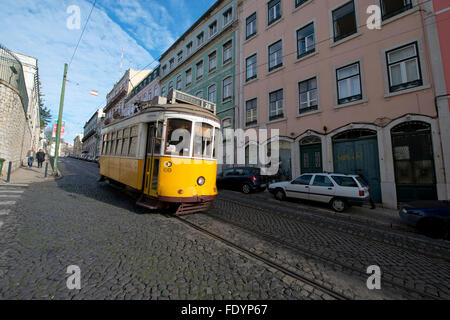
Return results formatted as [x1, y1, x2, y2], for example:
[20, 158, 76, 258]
[99, 90, 221, 214]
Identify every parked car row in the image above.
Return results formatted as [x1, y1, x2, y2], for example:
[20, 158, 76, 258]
[70, 154, 99, 163]
[217, 167, 449, 239]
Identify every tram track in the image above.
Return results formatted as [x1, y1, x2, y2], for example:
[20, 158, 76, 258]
[196, 209, 444, 300]
[173, 215, 350, 300]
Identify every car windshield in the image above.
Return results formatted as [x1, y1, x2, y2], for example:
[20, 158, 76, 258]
[193, 122, 214, 158]
[165, 118, 192, 157]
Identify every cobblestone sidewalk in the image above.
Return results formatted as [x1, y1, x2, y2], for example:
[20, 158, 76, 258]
[0, 161, 54, 185]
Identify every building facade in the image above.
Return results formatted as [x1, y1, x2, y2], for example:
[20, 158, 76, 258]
[73, 133, 83, 155]
[103, 69, 151, 125]
[426, 0, 450, 200]
[0, 45, 41, 176]
[82, 109, 104, 156]
[125, 66, 160, 116]
[159, 0, 238, 140]
[237, 0, 448, 208]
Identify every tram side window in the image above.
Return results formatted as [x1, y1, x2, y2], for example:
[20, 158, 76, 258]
[194, 122, 214, 158]
[213, 127, 219, 159]
[116, 130, 123, 155]
[106, 134, 111, 155]
[110, 131, 117, 155]
[122, 128, 130, 156]
[129, 126, 139, 157]
[165, 119, 192, 157]
[102, 135, 107, 155]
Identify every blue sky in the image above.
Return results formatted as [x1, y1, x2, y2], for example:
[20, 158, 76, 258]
[0, 0, 216, 143]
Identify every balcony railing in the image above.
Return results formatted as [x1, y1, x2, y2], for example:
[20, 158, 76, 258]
[0, 44, 28, 113]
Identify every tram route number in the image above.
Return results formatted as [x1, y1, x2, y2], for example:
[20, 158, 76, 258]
[181, 304, 268, 317]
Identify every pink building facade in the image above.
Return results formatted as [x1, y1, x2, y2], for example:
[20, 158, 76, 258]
[237, 0, 449, 208]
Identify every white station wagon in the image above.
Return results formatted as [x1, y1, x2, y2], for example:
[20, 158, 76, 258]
[268, 173, 370, 212]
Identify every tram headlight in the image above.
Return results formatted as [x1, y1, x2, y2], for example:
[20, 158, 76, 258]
[197, 176, 206, 186]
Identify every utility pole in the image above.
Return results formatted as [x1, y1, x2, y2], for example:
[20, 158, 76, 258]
[53, 63, 68, 176]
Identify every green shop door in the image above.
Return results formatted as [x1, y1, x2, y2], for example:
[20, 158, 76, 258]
[300, 143, 323, 174]
[332, 130, 382, 203]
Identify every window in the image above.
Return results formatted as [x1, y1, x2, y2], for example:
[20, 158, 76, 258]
[165, 119, 192, 157]
[196, 91, 203, 99]
[223, 77, 232, 102]
[209, 51, 217, 72]
[176, 75, 182, 90]
[197, 32, 204, 46]
[297, 22, 315, 59]
[299, 77, 318, 114]
[186, 42, 193, 55]
[122, 128, 130, 156]
[295, 0, 310, 8]
[154, 85, 159, 96]
[222, 118, 233, 141]
[169, 58, 175, 69]
[313, 175, 334, 187]
[185, 69, 192, 86]
[213, 127, 220, 159]
[116, 130, 123, 156]
[381, 0, 412, 20]
[292, 174, 313, 185]
[246, 54, 257, 81]
[246, 98, 257, 126]
[193, 122, 214, 158]
[336, 62, 362, 104]
[246, 13, 257, 39]
[209, 21, 217, 37]
[162, 65, 167, 74]
[208, 84, 217, 103]
[268, 0, 282, 25]
[387, 42, 422, 92]
[129, 126, 139, 157]
[196, 60, 204, 79]
[331, 176, 358, 187]
[148, 88, 152, 101]
[332, 1, 357, 42]
[268, 40, 283, 71]
[168, 81, 173, 93]
[161, 86, 166, 97]
[223, 41, 232, 64]
[177, 51, 183, 63]
[223, 8, 233, 25]
[269, 89, 284, 121]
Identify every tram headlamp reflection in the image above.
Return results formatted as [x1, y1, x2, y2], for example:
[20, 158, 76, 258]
[197, 176, 206, 186]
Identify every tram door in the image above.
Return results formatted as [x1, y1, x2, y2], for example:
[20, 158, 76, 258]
[144, 122, 162, 197]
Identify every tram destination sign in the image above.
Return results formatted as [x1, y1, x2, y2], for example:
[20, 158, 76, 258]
[169, 90, 216, 114]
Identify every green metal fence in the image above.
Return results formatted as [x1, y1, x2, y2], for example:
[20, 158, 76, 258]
[0, 44, 28, 113]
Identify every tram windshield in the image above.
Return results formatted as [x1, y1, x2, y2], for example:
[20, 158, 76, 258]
[193, 122, 214, 158]
[165, 119, 192, 156]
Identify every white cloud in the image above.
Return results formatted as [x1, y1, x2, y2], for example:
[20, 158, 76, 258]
[0, 0, 154, 142]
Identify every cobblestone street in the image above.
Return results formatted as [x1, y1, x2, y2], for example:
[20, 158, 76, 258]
[0, 158, 448, 300]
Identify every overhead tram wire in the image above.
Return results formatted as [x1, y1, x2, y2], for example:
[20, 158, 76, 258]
[68, 0, 98, 70]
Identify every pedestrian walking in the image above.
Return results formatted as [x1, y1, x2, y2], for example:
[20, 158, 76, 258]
[358, 173, 376, 209]
[27, 149, 35, 168]
[36, 149, 45, 168]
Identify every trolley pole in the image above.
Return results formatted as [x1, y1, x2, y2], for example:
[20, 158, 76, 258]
[53, 63, 68, 176]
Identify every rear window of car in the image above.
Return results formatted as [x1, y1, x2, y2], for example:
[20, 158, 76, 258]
[331, 176, 358, 187]
[355, 177, 368, 187]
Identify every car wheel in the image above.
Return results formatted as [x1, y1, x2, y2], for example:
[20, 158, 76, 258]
[275, 189, 286, 201]
[418, 218, 446, 239]
[242, 184, 251, 194]
[331, 198, 347, 213]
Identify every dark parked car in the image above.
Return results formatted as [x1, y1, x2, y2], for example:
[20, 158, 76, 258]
[399, 200, 450, 239]
[217, 167, 267, 194]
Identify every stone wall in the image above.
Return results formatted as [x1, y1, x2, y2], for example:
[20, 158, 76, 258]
[0, 81, 32, 177]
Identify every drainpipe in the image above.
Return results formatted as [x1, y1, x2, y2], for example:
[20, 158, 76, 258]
[435, 94, 450, 116]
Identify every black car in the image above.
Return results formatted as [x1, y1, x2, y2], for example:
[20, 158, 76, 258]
[217, 167, 267, 194]
[399, 200, 450, 239]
